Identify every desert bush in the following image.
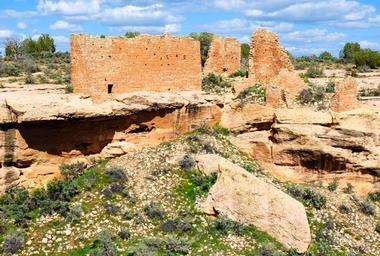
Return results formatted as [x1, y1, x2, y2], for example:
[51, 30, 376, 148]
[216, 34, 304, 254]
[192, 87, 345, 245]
[117, 228, 131, 240]
[343, 183, 354, 194]
[66, 204, 83, 223]
[210, 216, 244, 235]
[2, 230, 25, 254]
[258, 244, 276, 256]
[179, 154, 195, 171]
[24, 72, 35, 84]
[59, 161, 87, 180]
[368, 191, 380, 202]
[159, 218, 192, 233]
[122, 210, 134, 220]
[189, 172, 217, 197]
[338, 204, 351, 214]
[229, 70, 247, 78]
[0, 62, 21, 77]
[64, 84, 73, 94]
[285, 185, 326, 209]
[325, 80, 336, 93]
[164, 236, 191, 255]
[297, 83, 328, 110]
[327, 178, 338, 192]
[105, 166, 128, 182]
[104, 203, 120, 215]
[90, 231, 117, 256]
[102, 187, 113, 198]
[375, 223, 380, 234]
[305, 65, 324, 78]
[212, 125, 230, 136]
[357, 65, 371, 73]
[143, 202, 164, 220]
[358, 85, 380, 97]
[235, 84, 266, 104]
[202, 73, 231, 94]
[358, 200, 375, 216]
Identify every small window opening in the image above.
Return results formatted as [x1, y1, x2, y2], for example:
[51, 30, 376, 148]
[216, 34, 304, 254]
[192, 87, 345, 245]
[107, 84, 113, 94]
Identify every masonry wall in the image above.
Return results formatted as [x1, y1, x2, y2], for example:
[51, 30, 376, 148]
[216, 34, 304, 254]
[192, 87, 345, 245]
[71, 34, 202, 97]
[331, 78, 358, 112]
[203, 36, 241, 75]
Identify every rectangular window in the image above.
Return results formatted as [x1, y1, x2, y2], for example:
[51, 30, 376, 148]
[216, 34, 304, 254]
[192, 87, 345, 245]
[107, 84, 113, 94]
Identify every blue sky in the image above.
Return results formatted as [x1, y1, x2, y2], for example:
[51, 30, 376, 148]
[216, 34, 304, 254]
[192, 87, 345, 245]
[1, 0, 380, 56]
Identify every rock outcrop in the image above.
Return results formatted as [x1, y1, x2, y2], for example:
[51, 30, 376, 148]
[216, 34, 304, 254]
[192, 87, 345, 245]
[331, 77, 359, 112]
[223, 103, 380, 194]
[270, 70, 306, 99]
[0, 91, 223, 192]
[195, 154, 311, 253]
[249, 29, 293, 84]
[203, 35, 241, 75]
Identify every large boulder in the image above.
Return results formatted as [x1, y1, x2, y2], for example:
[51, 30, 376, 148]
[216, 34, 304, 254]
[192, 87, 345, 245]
[195, 154, 311, 253]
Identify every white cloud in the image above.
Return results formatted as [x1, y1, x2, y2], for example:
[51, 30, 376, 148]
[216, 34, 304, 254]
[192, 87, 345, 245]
[16, 22, 27, 29]
[50, 20, 82, 31]
[203, 18, 294, 34]
[0, 29, 14, 38]
[283, 29, 345, 43]
[0, 9, 38, 18]
[95, 4, 180, 26]
[37, 0, 103, 16]
[359, 40, 380, 50]
[53, 35, 69, 43]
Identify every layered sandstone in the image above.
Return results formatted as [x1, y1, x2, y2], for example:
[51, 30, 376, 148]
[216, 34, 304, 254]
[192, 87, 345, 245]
[203, 36, 241, 75]
[331, 77, 359, 112]
[249, 29, 293, 84]
[71, 34, 202, 99]
[196, 154, 311, 253]
[0, 91, 222, 192]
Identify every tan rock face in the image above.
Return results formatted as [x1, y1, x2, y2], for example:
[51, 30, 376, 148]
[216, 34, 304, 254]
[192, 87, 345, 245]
[331, 77, 359, 112]
[249, 29, 293, 84]
[195, 154, 311, 253]
[203, 36, 241, 75]
[71, 34, 202, 99]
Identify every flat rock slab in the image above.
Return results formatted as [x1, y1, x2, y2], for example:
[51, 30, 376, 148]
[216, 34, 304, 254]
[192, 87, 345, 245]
[196, 154, 311, 253]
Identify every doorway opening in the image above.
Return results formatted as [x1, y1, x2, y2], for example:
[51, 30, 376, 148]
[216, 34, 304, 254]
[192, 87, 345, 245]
[107, 84, 113, 94]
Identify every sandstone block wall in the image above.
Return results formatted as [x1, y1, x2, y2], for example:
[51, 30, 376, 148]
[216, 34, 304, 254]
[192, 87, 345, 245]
[203, 36, 241, 75]
[249, 29, 294, 84]
[71, 34, 202, 98]
[331, 77, 359, 112]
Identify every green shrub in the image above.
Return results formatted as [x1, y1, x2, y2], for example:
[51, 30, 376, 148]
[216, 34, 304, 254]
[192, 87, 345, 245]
[338, 204, 351, 214]
[327, 178, 338, 192]
[358, 200, 375, 216]
[358, 85, 380, 97]
[210, 216, 244, 235]
[104, 203, 120, 215]
[229, 70, 247, 78]
[305, 65, 324, 78]
[212, 125, 230, 136]
[0, 62, 21, 77]
[375, 223, 380, 234]
[117, 228, 131, 240]
[159, 218, 192, 233]
[189, 172, 217, 197]
[143, 202, 165, 220]
[64, 84, 73, 94]
[179, 155, 195, 171]
[202, 73, 231, 93]
[297, 83, 328, 110]
[24, 72, 35, 84]
[59, 161, 87, 180]
[90, 231, 117, 256]
[235, 84, 266, 104]
[285, 185, 326, 209]
[105, 166, 128, 182]
[2, 230, 25, 254]
[357, 65, 371, 73]
[343, 183, 354, 194]
[368, 191, 380, 202]
[66, 204, 83, 223]
[164, 236, 191, 255]
[325, 80, 336, 93]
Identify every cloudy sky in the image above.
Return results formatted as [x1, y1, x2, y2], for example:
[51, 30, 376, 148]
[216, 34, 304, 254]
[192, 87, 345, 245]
[1, 0, 380, 56]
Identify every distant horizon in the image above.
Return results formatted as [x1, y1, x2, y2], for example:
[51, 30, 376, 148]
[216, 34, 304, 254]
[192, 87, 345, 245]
[1, 0, 380, 57]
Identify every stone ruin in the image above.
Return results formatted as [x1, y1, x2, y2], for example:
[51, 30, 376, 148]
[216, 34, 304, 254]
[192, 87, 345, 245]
[71, 34, 202, 98]
[249, 28, 294, 84]
[203, 35, 241, 75]
[331, 77, 359, 112]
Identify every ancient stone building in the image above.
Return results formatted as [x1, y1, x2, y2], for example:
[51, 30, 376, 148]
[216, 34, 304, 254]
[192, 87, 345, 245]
[270, 70, 305, 99]
[331, 77, 359, 112]
[249, 29, 294, 84]
[203, 35, 241, 75]
[71, 34, 202, 98]
[266, 86, 286, 108]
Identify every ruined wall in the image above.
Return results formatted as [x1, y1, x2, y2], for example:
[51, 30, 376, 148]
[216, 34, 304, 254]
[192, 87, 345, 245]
[203, 36, 241, 75]
[249, 29, 294, 84]
[71, 34, 202, 98]
[331, 78, 359, 112]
